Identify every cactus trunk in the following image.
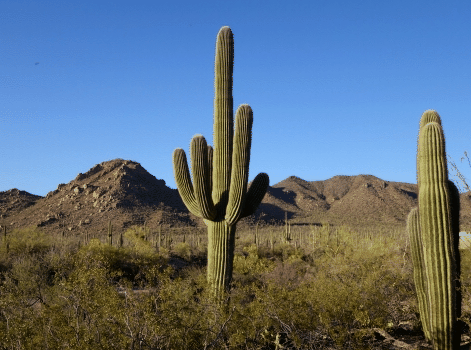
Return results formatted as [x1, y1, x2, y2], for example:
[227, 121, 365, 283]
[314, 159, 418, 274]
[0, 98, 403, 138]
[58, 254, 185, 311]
[207, 221, 236, 295]
[411, 110, 461, 349]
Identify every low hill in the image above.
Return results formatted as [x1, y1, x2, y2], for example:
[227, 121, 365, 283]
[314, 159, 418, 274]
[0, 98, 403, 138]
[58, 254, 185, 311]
[259, 174, 471, 229]
[0, 159, 199, 236]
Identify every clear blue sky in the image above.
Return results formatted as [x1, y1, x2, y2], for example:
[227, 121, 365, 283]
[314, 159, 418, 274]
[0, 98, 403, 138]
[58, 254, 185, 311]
[1, 0, 470, 197]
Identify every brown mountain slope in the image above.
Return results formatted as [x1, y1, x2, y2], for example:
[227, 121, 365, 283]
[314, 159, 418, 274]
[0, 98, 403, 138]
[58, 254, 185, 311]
[325, 175, 417, 226]
[1, 159, 198, 236]
[0, 189, 42, 220]
[260, 174, 471, 229]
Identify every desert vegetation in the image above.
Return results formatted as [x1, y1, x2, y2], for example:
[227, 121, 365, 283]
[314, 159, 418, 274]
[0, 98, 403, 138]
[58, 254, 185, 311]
[0, 223, 471, 349]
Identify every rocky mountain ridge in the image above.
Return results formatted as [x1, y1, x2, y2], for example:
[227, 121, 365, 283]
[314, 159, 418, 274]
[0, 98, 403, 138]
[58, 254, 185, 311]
[263, 175, 419, 226]
[1, 159, 470, 235]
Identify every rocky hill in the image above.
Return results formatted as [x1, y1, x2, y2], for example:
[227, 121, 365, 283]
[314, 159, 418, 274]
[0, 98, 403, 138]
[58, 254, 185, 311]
[0, 189, 42, 219]
[262, 175, 414, 226]
[0, 159, 199, 236]
[260, 174, 471, 228]
[1, 159, 471, 235]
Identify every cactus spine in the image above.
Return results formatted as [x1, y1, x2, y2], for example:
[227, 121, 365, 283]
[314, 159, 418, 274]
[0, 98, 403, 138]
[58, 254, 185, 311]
[172, 26, 269, 296]
[408, 110, 461, 349]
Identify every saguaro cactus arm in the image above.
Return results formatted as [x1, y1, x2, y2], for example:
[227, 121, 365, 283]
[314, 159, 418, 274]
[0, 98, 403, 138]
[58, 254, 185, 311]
[173, 148, 201, 217]
[407, 207, 431, 341]
[172, 137, 217, 221]
[226, 104, 253, 225]
[241, 172, 270, 218]
[448, 179, 462, 322]
[190, 135, 216, 220]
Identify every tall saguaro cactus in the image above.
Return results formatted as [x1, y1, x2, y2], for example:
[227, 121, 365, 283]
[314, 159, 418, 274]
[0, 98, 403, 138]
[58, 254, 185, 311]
[173, 26, 269, 296]
[407, 110, 461, 349]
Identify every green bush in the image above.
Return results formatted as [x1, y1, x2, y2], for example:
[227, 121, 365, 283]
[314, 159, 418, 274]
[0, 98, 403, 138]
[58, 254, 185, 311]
[0, 226, 53, 257]
[172, 242, 192, 261]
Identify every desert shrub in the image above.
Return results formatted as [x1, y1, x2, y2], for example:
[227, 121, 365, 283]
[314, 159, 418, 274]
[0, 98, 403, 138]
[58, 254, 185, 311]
[0, 226, 53, 258]
[272, 242, 298, 261]
[0, 255, 55, 348]
[172, 241, 192, 261]
[151, 265, 221, 348]
[80, 237, 167, 288]
[123, 227, 155, 257]
[49, 260, 126, 349]
[232, 244, 276, 288]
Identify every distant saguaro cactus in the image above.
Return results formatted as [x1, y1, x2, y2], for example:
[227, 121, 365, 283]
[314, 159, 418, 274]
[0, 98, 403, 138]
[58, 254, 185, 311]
[407, 110, 461, 349]
[108, 220, 113, 246]
[173, 26, 269, 296]
[254, 222, 260, 247]
[119, 232, 124, 248]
